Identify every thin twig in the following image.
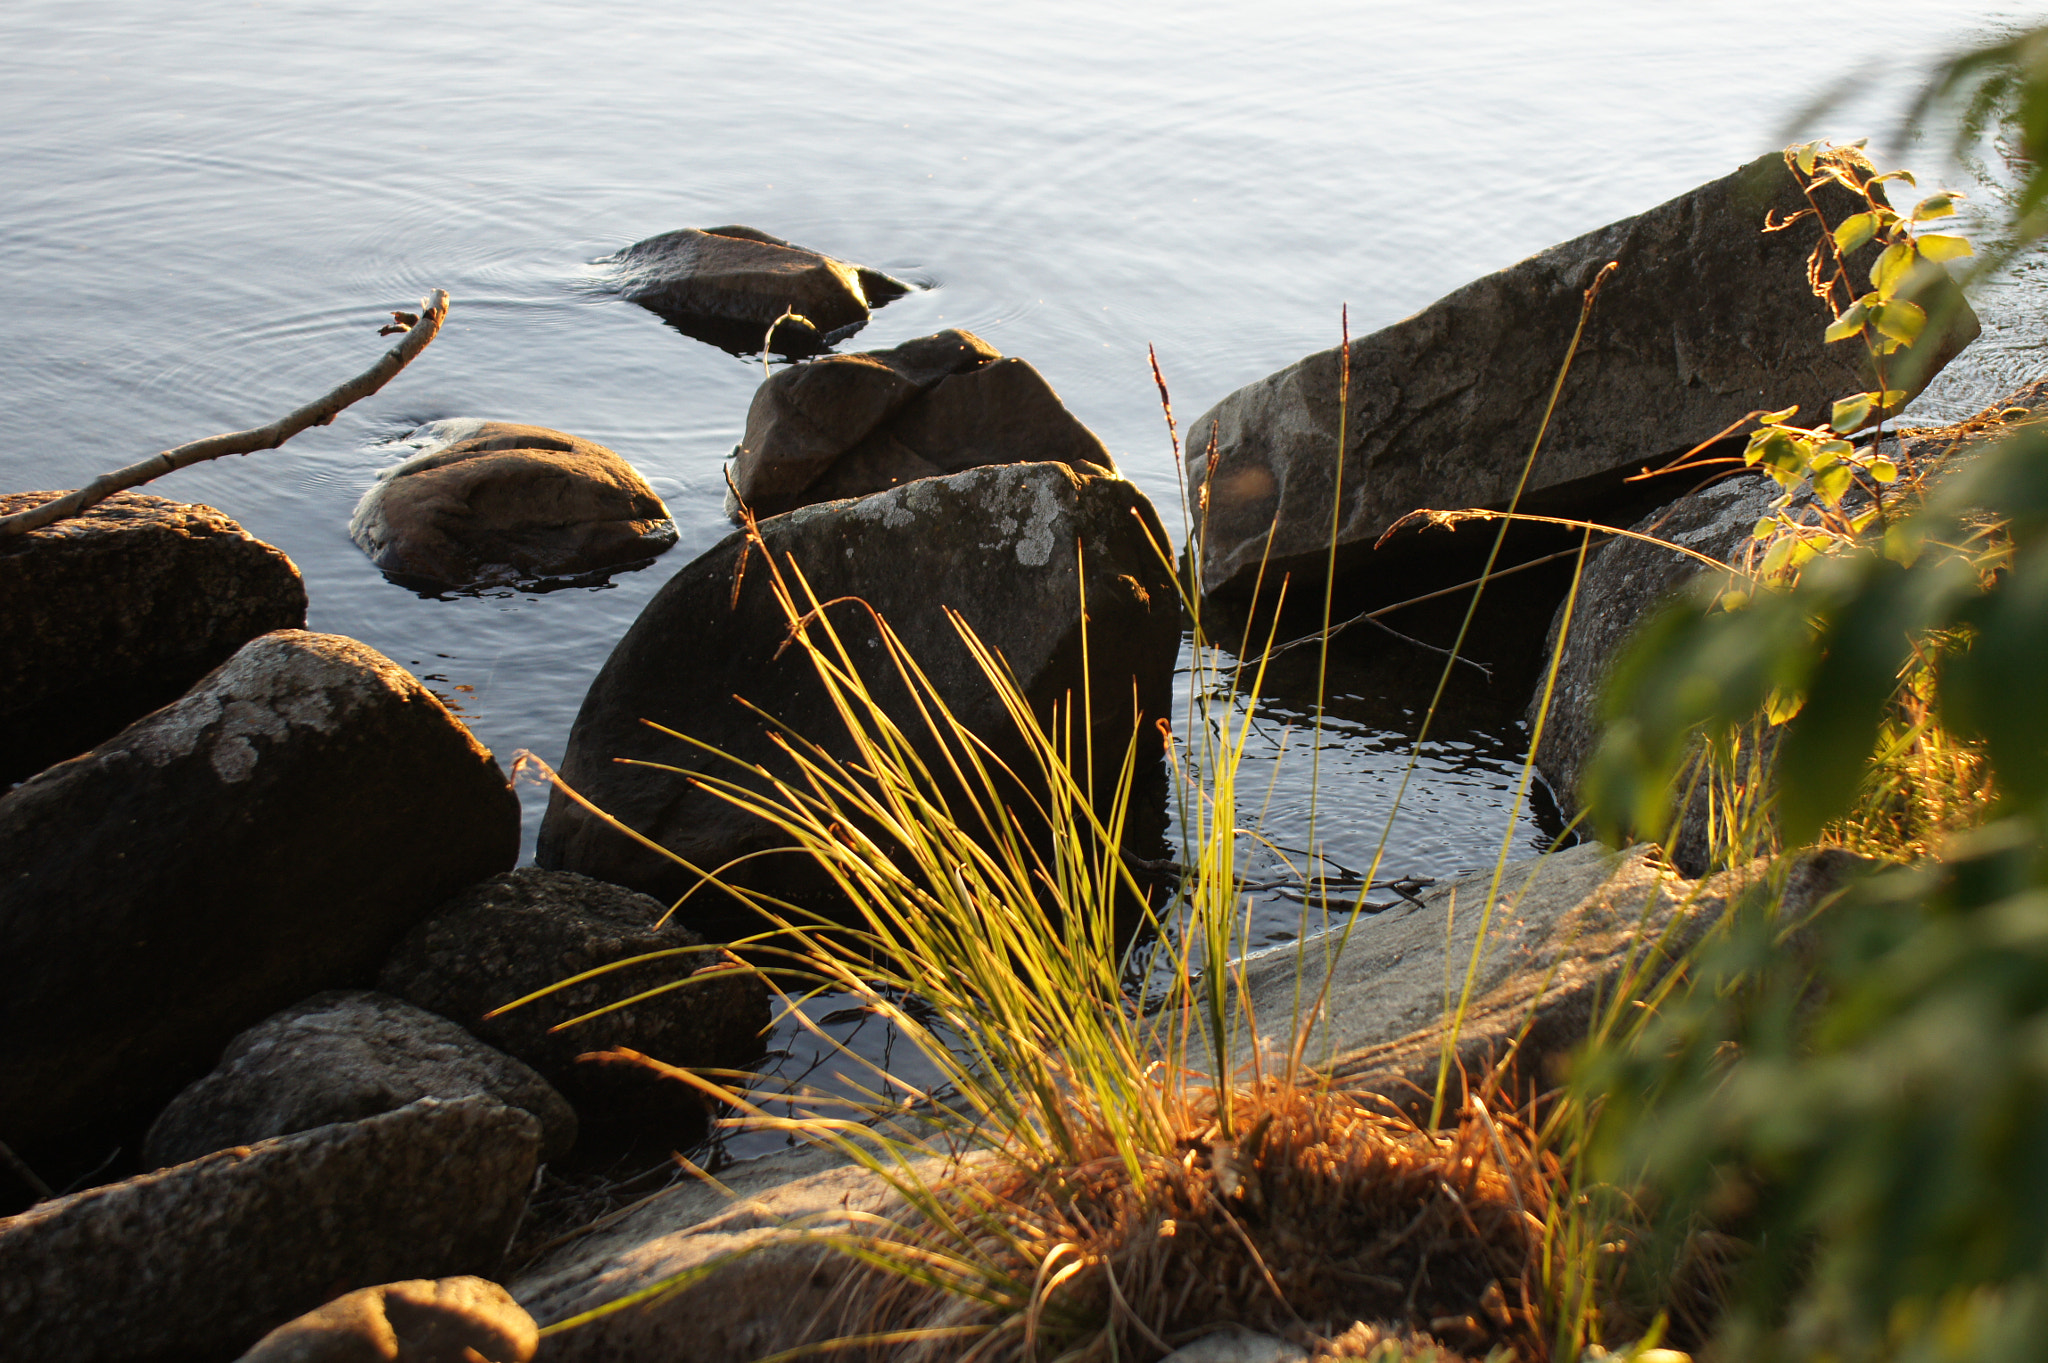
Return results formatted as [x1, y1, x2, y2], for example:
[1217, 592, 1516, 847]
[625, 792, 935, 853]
[0, 290, 451, 538]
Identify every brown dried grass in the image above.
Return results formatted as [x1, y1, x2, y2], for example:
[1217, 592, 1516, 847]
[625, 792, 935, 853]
[841, 1080, 1553, 1363]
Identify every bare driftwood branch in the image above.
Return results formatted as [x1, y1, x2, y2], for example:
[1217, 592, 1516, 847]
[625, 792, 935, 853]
[0, 289, 452, 539]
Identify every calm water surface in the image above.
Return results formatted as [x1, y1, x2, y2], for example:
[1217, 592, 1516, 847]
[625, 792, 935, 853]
[2, 2, 2037, 949]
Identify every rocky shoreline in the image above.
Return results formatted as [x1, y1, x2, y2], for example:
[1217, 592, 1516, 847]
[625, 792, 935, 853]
[0, 158, 2009, 1359]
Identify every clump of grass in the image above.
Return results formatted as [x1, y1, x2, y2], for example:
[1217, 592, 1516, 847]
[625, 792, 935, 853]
[842, 1081, 1551, 1363]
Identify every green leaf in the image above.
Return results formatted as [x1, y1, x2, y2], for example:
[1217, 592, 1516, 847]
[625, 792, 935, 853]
[1832, 393, 1876, 430]
[1761, 536, 1797, 576]
[1871, 459, 1899, 483]
[1879, 389, 1909, 408]
[1817, 439, 1856, 460]
[1917, 232, 1975, 261]
[1870, 241, 1916, 295]
[1825, 303, 1869, 343]
[1835, 212, 1881, 256]
[1874, 298, 1928, 345]
[1816, 463, 1855, 506]
[1795, 142, 1820, 176]
[1753, 517, 1781, 541]
[1759, 405, 1801, 426]
[1912, 193, 1958, 222]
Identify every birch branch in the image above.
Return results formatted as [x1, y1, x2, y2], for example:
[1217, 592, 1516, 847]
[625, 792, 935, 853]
[0, 289, 452, 539]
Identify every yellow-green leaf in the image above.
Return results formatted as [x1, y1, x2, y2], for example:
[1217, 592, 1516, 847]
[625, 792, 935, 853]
[1765, 687, 1807, 725]
[1720, 590, 1750, 612]
[1917, 232, 1974, 262]
[1870, 458, 1899, 483]
[1831, 393, 1875, 430]
[1816, 438, 1855, 459]
[1870, 241, 1915, 294]
[1759, 405, 1800, 426]
[1824, 306, 1868, 343]
[1834, 212, 1880, 256]
[1912, 193, 1958, 222]
[1795, 142, 1820, 176]
[1874, 298, 1927, 344]
[1761, 535, 1797, 576]
[1815, 462, 1854, 506]
[1878, 388, 1908, 407]
[1752, 517, 1780, 541]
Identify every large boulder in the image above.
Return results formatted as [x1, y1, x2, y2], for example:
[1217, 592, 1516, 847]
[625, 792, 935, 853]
[728, 328, 1115, 518]
[234, 1276, 538, 1363]
[144, 990, 578, 1169]
[0, 490, 307, 785]
[1527, 474, 1776, 874]
[611, 224, 909, 356]
[348, 420, 678, 590]
[379, 869, 768, 1140]
[535, 462, 1180, 915]
[0, 630, 520, 1150]
[0, 1097, 539, 1363]
[1181, 151, 1978, 601]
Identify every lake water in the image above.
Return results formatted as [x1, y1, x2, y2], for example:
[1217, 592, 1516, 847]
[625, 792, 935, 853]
[4, 2, 2039, 1157]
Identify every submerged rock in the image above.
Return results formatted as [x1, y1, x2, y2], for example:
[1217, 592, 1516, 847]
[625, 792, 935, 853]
[728, 328, 1114, 517]
[145, 990, 577, 1169]
[349, 420, 677, 590]
[0, 1097, 539, 1363]
[234, 1276, 538, 1363]
[1182, 151, 1979, 601]
[0, 490, 306, 785]
[0, 630, 519, 1149]
[379, 869, 767, 1142]
[612, 224, 909, 356]
[535, 462, 1179, 915]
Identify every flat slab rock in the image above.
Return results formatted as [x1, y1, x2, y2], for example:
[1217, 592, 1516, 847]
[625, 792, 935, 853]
[0, 630, 519, 1150]
[535, 462, 1181, 912]
[728, 327, 1114, 517]
[145, 989, 577, 1169]
[1182, 151, 1978, 600]
[0, 489, 306, 785]
[612, 223, 909, 356]
[349, 420, 677, 590]
[0, 1097, 540, 1363]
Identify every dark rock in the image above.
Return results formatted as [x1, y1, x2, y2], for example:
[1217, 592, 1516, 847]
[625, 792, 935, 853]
[535, 462, 1180, 916]
[379, 869, 768, 1139]
[0, 490, 307, 786]
[145, 990, 577, 1169]
[727, 329, 1113, 517]
[0, 1097, 539, 1363]
[1529, 473, 1777, 873]
[348, 420, 677, 590]
[612, 224, 909, 357]
[0, 630, 520, 1150]
[1182, 151, 1979, 601]
[234, 1276, 538, 1363]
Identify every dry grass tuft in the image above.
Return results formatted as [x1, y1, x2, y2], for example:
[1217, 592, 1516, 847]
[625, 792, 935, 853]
[843, 1081, 1552, 1363]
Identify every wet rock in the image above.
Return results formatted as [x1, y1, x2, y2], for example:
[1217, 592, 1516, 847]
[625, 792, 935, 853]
[536, 462, 1180, 915]
[0, 1097, 539, 1363]
[728, 328, 1113, 517]
[145, 990, 577, 1169]
[0, 490, 306, 785]
[0, 630, 520, 1149]
[234, 1276, 538, 1363]
[1182, 151, 1978, 601]
[379, 869, 768, 1140]
[348, 420, 677, 590]
[612, 224, 909, 356]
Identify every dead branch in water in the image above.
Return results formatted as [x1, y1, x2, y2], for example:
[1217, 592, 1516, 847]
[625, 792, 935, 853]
[0, 289, 451, 538]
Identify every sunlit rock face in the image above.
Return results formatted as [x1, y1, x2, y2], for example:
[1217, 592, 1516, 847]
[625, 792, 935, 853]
[1181, 151, 1979, 603]
[610, 223, 909, 357]
[0, 490, 306, 785]
[0, 629, 519, 1148]
[727, 328, 1115, 518]
[349, 420, 677, 591]
[537, 462, 1179, 920]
